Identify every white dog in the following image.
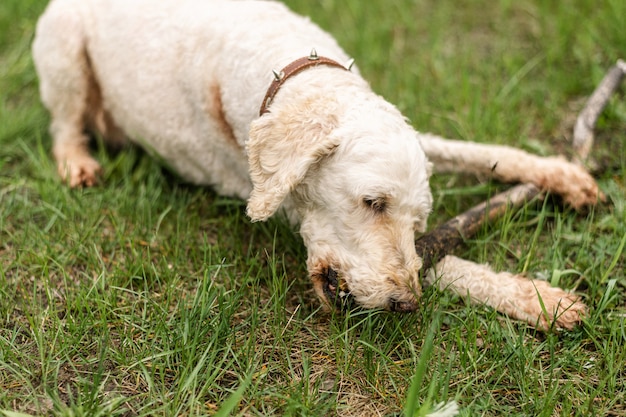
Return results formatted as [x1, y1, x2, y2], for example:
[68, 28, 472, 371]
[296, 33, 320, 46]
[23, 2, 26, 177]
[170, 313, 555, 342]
[33, 0, 599, 329]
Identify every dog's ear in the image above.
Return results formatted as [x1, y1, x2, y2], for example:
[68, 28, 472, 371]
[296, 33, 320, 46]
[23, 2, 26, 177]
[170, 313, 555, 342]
[246, 108, 340, 222]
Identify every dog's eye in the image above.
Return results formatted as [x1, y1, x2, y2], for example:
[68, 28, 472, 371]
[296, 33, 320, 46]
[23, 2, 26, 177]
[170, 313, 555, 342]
[363, 197, 386, 214]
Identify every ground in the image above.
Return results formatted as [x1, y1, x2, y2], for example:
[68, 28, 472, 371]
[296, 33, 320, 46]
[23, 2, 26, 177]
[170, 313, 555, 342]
[0, 0, 625, 416]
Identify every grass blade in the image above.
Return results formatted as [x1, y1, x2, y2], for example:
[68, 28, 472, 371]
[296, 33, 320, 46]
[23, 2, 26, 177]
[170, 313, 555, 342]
[404, 314, 440, 417]
[213, 373, 253, 417]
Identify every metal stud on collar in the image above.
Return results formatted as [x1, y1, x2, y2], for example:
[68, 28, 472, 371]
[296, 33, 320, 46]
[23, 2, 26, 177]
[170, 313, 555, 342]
[272, 69, 284, 81]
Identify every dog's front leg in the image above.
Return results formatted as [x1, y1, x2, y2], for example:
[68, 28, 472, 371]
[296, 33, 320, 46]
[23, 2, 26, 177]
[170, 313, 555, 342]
[417, 133, 600, 209]
[423, 255, 587, 330]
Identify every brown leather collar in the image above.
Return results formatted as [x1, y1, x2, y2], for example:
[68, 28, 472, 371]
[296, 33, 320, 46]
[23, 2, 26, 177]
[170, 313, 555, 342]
[259, 54, 349, 116]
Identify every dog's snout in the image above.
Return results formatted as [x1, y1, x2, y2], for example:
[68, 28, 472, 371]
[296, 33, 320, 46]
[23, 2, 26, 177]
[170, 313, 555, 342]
[389, 298, 417, 313]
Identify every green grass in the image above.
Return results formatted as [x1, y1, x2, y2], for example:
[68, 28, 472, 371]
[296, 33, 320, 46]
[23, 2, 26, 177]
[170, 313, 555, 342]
[1, 0, 625, 415]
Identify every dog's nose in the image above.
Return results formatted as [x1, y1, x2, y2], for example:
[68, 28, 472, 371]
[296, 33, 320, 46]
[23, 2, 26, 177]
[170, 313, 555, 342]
[389, 298, 417, 312]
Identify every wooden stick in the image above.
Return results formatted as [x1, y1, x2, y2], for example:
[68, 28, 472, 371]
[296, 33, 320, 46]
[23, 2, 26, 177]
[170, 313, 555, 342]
[415, 183, 540, 274]
[573, 59, 626, 163]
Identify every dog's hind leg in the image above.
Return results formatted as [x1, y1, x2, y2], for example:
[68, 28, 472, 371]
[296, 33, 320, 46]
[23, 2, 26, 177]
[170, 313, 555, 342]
[417, 133, 599, 209]
[424, 255, 587, 330]
[33, 3, 108, 187]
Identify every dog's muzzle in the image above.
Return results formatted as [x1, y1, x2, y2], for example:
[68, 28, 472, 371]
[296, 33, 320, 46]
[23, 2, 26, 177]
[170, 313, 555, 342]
[321, 267, 417, 312]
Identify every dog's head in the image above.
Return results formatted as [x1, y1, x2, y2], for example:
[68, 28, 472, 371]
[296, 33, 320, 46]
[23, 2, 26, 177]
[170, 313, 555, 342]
[246, 90, 432, 312]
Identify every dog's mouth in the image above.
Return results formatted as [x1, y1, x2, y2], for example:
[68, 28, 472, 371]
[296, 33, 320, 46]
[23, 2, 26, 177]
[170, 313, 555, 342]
[389, 298, 417, 312]
[321, 267, 354, 310]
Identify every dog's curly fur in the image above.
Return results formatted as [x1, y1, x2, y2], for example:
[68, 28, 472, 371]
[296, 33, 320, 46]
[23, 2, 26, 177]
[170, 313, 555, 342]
[32, 0, 599, 329]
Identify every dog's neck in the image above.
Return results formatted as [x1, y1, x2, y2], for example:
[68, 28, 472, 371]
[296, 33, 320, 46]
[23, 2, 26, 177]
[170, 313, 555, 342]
[259, 53, 351, 116]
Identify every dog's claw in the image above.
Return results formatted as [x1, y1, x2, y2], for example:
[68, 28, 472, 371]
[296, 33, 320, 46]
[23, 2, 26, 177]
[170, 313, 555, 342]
[57, 156, 102, 188]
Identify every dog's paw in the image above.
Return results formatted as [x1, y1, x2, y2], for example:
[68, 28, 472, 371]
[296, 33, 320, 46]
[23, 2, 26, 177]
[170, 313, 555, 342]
[57, 155, 102, 187]
[535, 157, 603, 209]
[525, 279, 587, 331]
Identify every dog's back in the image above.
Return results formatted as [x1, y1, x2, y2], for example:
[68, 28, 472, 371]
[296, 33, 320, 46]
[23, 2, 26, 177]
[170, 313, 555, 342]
[33, 0, 351, 192]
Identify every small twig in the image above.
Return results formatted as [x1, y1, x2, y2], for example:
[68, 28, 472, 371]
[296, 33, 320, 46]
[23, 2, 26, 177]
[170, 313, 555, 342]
[415, 183, 540, 274]
[573, 59, 626, 163]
